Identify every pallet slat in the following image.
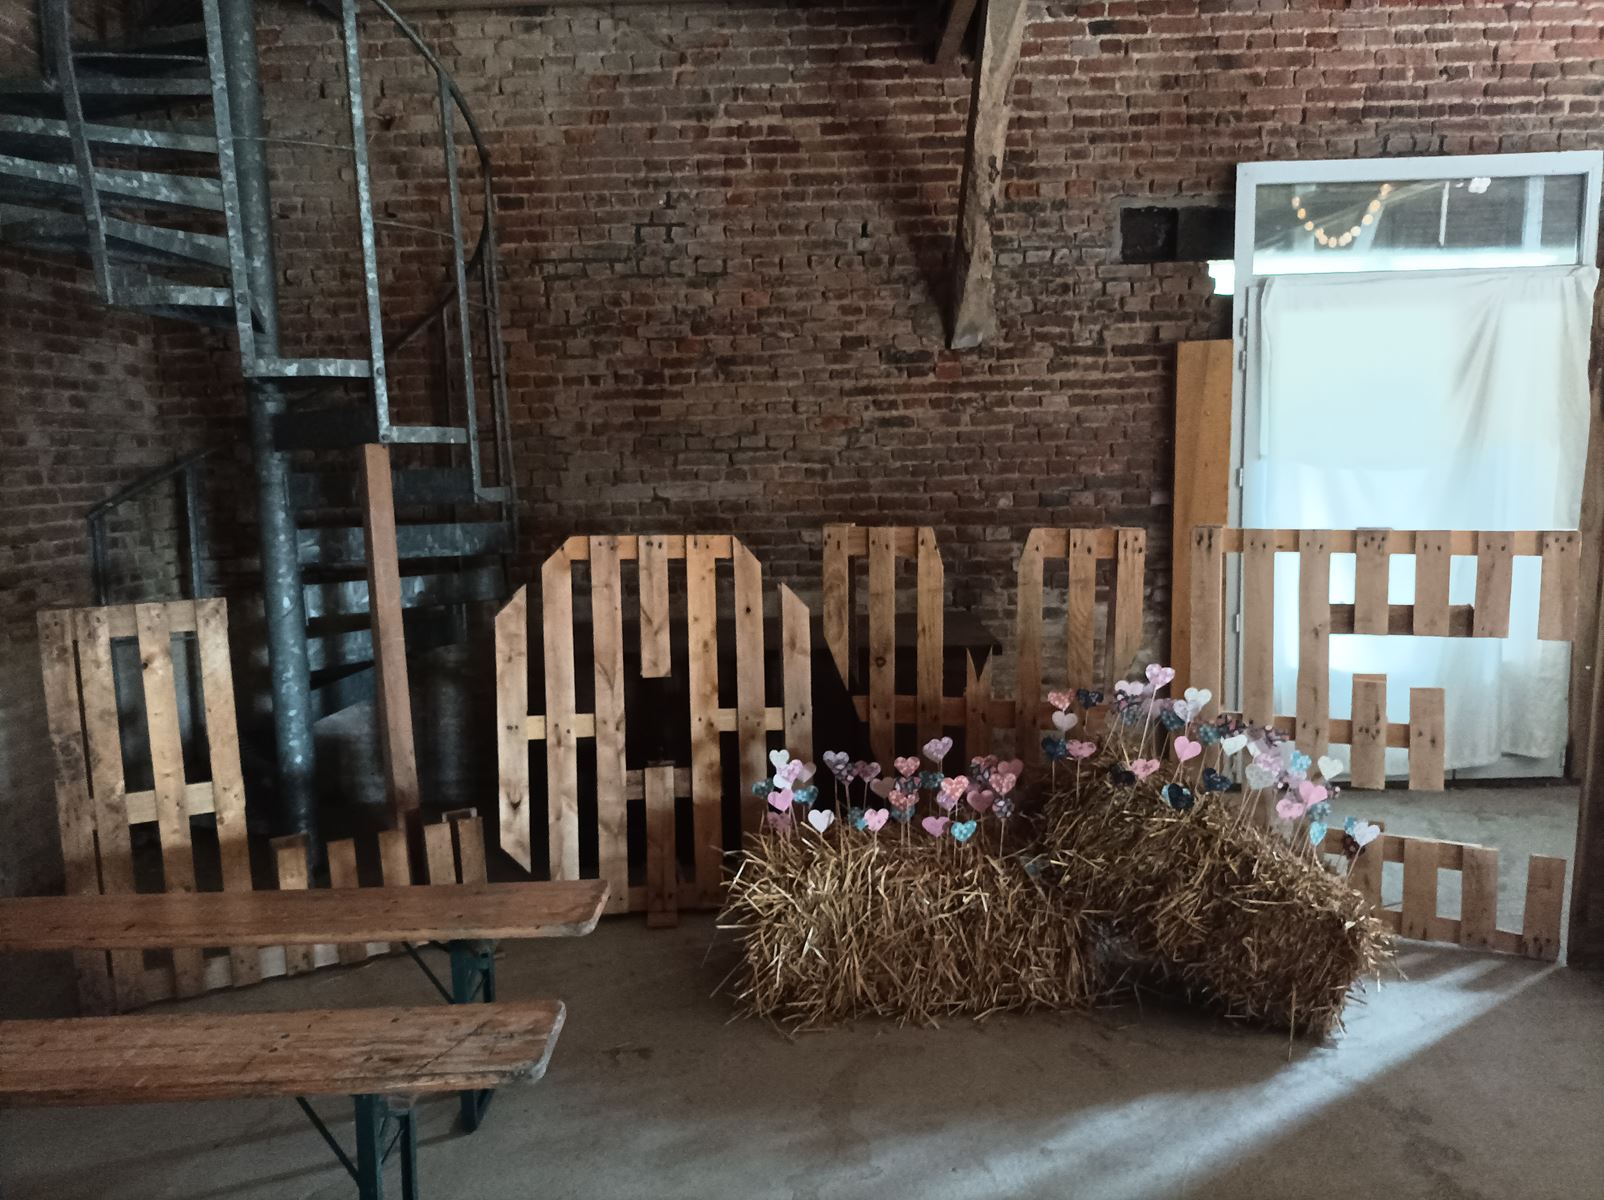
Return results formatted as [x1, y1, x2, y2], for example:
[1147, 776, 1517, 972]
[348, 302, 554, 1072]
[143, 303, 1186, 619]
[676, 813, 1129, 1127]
[1413, 530, 1452, 636]
[1239, 530, 1275, 726]
[1108, 529, 1145, 680]
[781, 585, 814, 762]
[1015, 529, 1045, 763]
[638, 534, 671, 678]
[916, 527, 944, 745]
[1521, 856, 1566, 962]
[1294, 531, 1331, 757]
[272, 835, 316, 977]
[686, 534, 723, 906]
[1473, 531, 1513, 638]
[1538, 531, 1581, 641]
[1189, 526, 1223, 722]
[867, 527, 896, 765]
[1408, 687, 1447, 792]
[1459, 845, 1500, 951]
[541, 549, 580, 883]
[822, 523, 851, 685]
[1348, 674, 1388, 791]
[591, 536, 629, 913]
[1354, 529, 1390, 634]
[733, 541, 768, 837]
[1065, 529, 1096, 685]
[645, 764, 677, 929]
[495, 587, 532, 873]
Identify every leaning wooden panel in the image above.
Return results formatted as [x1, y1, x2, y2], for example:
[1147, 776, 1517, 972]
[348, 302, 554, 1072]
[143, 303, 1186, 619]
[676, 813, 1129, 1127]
[1188, 526, 1223, 721]
[1014, 529, 1045, 763]
[495, 586, 532, 873]
[780, 584, 814, 761]
[734, 541, 769, 838]
[916, 527, 944, 745]
[686, 534, 724, 906]
[1294, 530, 1332, 756]
[591, 536, 630, 913]
[1408, 687, 1447, 792]
[541, 549, 581, 883]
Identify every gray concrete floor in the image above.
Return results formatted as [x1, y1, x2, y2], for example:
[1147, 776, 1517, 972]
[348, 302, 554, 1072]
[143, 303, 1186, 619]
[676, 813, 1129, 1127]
[3, 783, 1600, 1200]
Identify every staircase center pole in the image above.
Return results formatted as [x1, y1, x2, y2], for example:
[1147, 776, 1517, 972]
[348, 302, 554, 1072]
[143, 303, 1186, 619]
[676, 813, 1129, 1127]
[217, 0, 320, 858]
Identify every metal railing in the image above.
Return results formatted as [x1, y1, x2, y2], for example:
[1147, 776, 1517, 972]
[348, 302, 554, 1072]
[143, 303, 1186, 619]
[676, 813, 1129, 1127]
[86, 449, 212, 605]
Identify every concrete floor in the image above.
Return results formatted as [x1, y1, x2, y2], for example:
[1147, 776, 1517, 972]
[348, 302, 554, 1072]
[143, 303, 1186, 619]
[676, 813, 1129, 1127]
[3, 784, 1601, 1200]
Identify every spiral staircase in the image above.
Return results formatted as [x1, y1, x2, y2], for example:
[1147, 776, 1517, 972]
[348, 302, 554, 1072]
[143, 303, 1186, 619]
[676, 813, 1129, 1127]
[0, 0, 517, 845]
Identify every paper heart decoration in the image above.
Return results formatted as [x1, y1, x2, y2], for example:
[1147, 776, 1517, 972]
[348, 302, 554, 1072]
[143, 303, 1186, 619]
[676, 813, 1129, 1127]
[822, 749, 851, 776]
[807, 809, 834, 833]
[1108, 764, 1137, 786]
[1316, 755, 1343, 782]
[1201, 767, 1231, 793]
[1309, 821, 1329, 847]
[1275, 795, 1305, 821]
[996, 758, 1024, 779]
[769, 748, 791, 771]
[1350, 821, 1381, 849]
[1145, 663, 1176, 690]
[1289, 750, 1313, 774]
[991, 771, 1018, 796]
[894, 756, 920, 778]
[950, 820, 978, 844]
[765, 810, 792, 833]
[967, 788, 995, 814]
[862, 807, 889, 832]
[1047, 690, 1074, 712]
[1169, 699, 1195, 723]
[869, 777, 895, 800]
[921, 816, 950, 838]
[922, 736, 954, 763]
[857, 761, 882, 782]
[938, 776, 969, 811]
[1244, 762, 1278, 790]
[751, 780, 773, 798]
[1297, 781, 1328, 808]
[1221, 734, 1249, 756]
[1172, 736, 1202, 763]
[776, 759, 805, 786]
[1066, 740, 1098, 760]
[889, 791, 919, 812]
[1051, 710, 1078, 732]
[1161, 783, 1195, 812]
[768, 788, 793, 811]
[1114, 679, 1143, 697]
[1129, 759, 1161, 781]
[1042, 736, 1069, 760]
[792, 761, 816, 784]
[1183, 686, 1212, 711]
[792, 784, 819, 806]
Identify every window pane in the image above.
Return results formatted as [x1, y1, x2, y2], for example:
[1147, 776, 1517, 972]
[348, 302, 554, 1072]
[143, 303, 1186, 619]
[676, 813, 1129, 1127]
[1252, 173, 1585, 275]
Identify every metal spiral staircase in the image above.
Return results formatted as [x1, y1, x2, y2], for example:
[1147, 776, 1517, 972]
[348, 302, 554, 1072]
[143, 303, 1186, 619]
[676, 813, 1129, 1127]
[1, 0, 517, 847]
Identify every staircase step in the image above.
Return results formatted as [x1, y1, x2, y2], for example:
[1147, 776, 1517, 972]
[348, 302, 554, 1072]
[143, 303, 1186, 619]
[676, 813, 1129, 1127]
[305, 605, 471, 677]
[297, 521, 511, 568]
[246, 356, 371, 382]
[131, 303, 235, 329]
[292, 467, 485, 509]
[274, 407, 470, 451]
[79, 23, 207, 58]
[72, 51, 210, 73]
[0, 154, 223, 211]
[302, 564, 505, 620]
[115, 282, 231, 308]
[1, 203, 230, 267]
[0, 74, 211, 101]
[0, 113, 217, 153]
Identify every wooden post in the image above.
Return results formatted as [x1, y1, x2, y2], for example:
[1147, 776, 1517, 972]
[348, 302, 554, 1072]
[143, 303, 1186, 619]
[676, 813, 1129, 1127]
[947, 0, 1029, 350]
[360, 444, 420, 824]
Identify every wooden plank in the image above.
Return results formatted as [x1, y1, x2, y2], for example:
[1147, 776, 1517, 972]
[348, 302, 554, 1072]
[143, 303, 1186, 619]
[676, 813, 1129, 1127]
[733, 540, 768, 839]
[134, 602, 205, 999]
[1473, 530, 1514, 638]
[685, 534, 724, 906]
[1348, 674, 1388, 790]
[1221, 529, 1551, 556]
[0, 1001, 568, 1107]
[933, 0, 981, 63]
[1240, 530, 1276, 726]
[1353, 529, 1391, 635]
[1108, 529, 1146, 682]
[1401, 838, 1440, 941]
[1408, 687, 1447, 792]
[541, 546, 580, 883]
[1459, 845, 1500, 952]
[948, 0, 1030, 349]
[1188, 526, 1223, 720]
[423, 819, 457, 885]
[360, 443, 421, 823]
[36, 609, 114, 1015]
[1521, 855, 1567, 962]
[964, 652, 991, 762]
[1015, 529, 1045, 763]
[916, 527, 944, 746]
[822, 523, 851, 685]
[867, 527, 897, 765]
[1065, 529, 1097, 685]
[271, 835, 315, 977]
[1413, 530, 1452, 636]
[591, 535, 629, 914]
[638, 533, 671, 678]
[377, 828, 412, 889]
[780, 584, 814, 762]
[326, 840, 368, 965]
[1538, 530, 1581, 642]
[644, 764, 677, 929]
[494, 586, 532, 873]
[70, 607, 144, 1009]
[1170, 340, 1234, 692]
[1295, 530, 1332, 756]
[193, 599, 259, 988]
[450, 813, 488, 886]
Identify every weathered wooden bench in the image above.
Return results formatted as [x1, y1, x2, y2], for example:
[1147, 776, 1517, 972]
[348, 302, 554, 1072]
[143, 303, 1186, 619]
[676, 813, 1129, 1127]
[0, 1000, 565, 1200]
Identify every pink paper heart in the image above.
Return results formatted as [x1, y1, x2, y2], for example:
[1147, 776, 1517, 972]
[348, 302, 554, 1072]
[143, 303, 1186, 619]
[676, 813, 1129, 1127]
[777, 760, 805, 785]
[996, 758, 1024, 779]
[1145, 663, 1176, 689]
[863, 808, 889, 832]
[894, 756, 920, 778]
[1129, 759, 1160, 781]
[1066, 740, 1098, 760]
[940, 775, 970, 801]
[922, 736, 954, 763]
[1298, 781, 1328, 807]
[1276, 795, 1306, 821]
[857, 761, 882, 782]
[921, 816, 950, 838]
[1172, 736, 1202, 763]
[889, 791, 919, 812]
[792, 760, 816, 784]
[1047, 690, 1074, 712]
[765, 810, 792, 833]
[991, 771, 1018, 796]
[967, 788, 995, 814]
[869, 777, 895, 800]
[768, 788, 793, 811]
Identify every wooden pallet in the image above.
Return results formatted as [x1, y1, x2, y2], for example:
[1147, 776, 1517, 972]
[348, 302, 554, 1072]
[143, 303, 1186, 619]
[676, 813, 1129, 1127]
[1189, 526, 1582, 787]
[495, 535, 812, 915]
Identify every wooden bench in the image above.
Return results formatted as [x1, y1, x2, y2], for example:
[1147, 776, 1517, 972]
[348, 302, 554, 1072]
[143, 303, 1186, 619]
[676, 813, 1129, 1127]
[0, 1000, 565, 1199]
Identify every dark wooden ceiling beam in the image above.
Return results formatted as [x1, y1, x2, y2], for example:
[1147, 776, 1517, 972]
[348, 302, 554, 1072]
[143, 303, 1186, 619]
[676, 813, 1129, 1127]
[946, 0, 1028, 351]
[932, 0, 982, 64]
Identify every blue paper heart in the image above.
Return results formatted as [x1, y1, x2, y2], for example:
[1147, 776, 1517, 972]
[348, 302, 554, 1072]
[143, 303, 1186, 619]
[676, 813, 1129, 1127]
[1309, 821, 1329, 846]
[849, 806, 867, 830]
[1076, 688, 1104, 708]
[792, 784, 818, 805]
[891, 806, 915, 823]
[1041, 736, 1068, 760]
[1196, 723, 1221, 745]
[920, 770, 943, 791]
[1161, 782, 1195, 812]
[1289, 751, 1312, 774]
[1201, 767, 1231, 794]
[1343, 815, 1359, 835]
[950, 820, 978, 844]
[751, 780, 772, 797]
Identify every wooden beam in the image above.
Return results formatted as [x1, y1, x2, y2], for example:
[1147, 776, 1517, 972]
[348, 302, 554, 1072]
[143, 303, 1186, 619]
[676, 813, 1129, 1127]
[947, 0, 1028, 351]
[933, 0, 982, 64]
[361, 444, 421, 823]
[1170, 340, 1233, 688]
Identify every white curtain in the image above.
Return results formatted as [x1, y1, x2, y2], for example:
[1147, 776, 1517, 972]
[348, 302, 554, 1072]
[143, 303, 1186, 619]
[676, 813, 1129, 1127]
[1245, 265, 1596, 773]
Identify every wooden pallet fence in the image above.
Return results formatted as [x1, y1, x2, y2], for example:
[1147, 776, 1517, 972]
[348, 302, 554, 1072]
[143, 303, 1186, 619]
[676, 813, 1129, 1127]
[497, 536, 812, 915]
[1320, 828, 1566, 962]
[1189, 527, 1583, 786]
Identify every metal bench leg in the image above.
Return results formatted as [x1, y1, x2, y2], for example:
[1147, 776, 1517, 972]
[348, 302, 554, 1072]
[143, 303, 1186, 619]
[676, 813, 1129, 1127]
[449, 939, 498, 1132]
[298, 1094, 419, 1200]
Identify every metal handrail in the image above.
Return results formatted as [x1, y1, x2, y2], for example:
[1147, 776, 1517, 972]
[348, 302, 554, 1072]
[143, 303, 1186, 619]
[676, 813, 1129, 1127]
[87, 449, 213, 605]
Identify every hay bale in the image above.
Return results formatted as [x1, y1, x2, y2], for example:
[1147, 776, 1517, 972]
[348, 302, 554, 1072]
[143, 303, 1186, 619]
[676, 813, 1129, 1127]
[1042, 773, 1390, 1038]
[719, 827, 1103, 1031]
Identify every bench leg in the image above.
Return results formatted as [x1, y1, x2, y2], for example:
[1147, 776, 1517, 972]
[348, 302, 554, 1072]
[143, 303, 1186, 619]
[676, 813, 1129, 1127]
[449, 939, 498, 1132]
[353, 1094, 419, 1200]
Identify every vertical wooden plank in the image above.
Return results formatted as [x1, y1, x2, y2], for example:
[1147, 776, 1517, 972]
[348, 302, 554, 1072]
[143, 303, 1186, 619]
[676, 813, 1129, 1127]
[1108, 528, 1145, 682]
[1295, 530, 1332, 757]
[867, 527, 897, 766]
[541, 547, 580, 883]
[36, 609, 114, 1015]
[272, 834, 315, 977]
[360, 443, 421, 824]
[1240, 530, 1276, 726]
[1538, 530, 1581, 642]
[822, 523, 851, 685]
[1015, 529, 1045, 762]
[645, 764, 678, 928]
[71, 607, 143, 1008]
[1413, 530, 1451, 636]
[1353, 529, 1391, 635]
[423, 820, 458, 884]
[1474, 530, 1514, 638]
[1460, 845, 1500, 952]
[193, 599, 259, 988]
[733, 540, 768, 839]
[1408, 687, 1447, 792]
[1170, 340, 1235, 692]
[1401, 838, 1440, 941]
[326, 839, 367, 965]
[494, 587, 532, 873]
[1065, 529, 1096, 685]
[780, 584, 814, 763]
[964, 653, 992, 762]
[1188, 526, 1223, 720]
[134, 602, 205, 999]
[591, 535, 629, 914]
[449, 813, 488, 885]
[1349, 674, 1388, 790]
[686, 534, 724, 906]
[376, 827, 413, 954]
[638, 533, 671, 678]
[1521, 855, 1567, 962]
[916, 527, 944, 746]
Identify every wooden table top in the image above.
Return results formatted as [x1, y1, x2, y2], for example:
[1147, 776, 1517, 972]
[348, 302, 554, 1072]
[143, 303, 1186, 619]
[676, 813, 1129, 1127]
[0, 881, 609, 951]
[0, 1000, 566, 1107]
